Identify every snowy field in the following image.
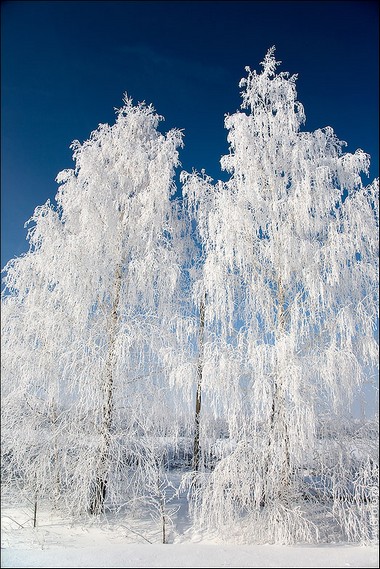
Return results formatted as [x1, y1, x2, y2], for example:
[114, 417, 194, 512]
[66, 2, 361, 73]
[1, 505, 378, 569]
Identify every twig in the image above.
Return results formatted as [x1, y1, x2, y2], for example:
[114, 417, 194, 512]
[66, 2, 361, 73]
[120, 524, 152, 544]
[1, 515, 26, 529]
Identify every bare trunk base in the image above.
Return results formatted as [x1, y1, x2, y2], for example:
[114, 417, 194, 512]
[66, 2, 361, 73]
[89, 477, 107, 515]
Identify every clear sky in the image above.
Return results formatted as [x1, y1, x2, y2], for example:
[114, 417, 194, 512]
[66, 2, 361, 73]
[1, 0, 379, 267]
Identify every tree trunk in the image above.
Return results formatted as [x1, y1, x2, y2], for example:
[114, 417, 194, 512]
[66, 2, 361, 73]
[262, 277, 291, 506]
[51, 402, 61, 509]
[160, 498, 167, 544]
[89, 261, 123, 515]
[33, 498, 38, 528]
[192, 294, 206, 473]
[276, 277, 291, 486]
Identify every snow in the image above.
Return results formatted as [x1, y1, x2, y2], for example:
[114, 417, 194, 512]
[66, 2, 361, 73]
[1, 506, 378, 568]
[2, 543, 379, 569]
[2, 536, 378, 568]
[1, 48, 378, 560]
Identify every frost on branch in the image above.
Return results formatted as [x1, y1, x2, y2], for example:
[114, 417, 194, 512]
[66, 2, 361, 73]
[1, 51, 378, 545]
[1, 95, 187, 519]
[182, 48, 379, 544]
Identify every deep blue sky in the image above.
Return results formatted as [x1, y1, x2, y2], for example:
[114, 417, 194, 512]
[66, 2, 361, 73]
[1, 0, 379, 267]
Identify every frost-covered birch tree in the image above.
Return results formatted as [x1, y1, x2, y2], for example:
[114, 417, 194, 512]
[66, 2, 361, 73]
[182, 48, 379, 544]
[1, 95, 186, 517]
[180, 172, 229, 480]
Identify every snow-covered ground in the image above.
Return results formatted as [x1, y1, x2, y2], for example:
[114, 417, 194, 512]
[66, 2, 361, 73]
[1, 505, 378, 568]
[2, 542, 379, 569]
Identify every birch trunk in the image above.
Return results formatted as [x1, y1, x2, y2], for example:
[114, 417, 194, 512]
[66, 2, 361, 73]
[89, 261, 123, 515]
[192, 294, 206, 473]
[263, 276, 291, 505]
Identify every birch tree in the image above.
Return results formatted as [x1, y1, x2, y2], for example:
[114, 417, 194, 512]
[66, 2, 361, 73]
[1, 95, 185, 517]
[182, 48, 379, 543]
[181, 173, 227, 480]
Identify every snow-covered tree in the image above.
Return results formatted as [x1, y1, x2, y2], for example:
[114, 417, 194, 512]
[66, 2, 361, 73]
[1, 50, 378, 545]
[1, 96, 185, 517]
[180, 171, 227, 479]
[182, 48, 379, 543]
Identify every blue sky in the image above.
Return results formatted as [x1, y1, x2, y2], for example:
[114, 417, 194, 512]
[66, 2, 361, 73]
[1, 0, 379, 267]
